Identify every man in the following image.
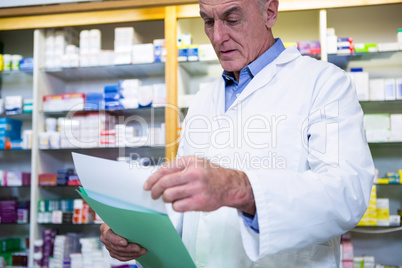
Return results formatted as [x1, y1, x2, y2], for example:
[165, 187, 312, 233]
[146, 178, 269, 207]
[101, 0, 374, 267]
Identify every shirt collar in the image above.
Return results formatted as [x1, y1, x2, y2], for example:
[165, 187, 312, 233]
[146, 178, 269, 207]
[222, 38, 285, 82]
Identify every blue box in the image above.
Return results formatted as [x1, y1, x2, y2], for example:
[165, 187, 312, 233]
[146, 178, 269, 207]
[0, 118, 22, 131]
[0, 129, 21, 140]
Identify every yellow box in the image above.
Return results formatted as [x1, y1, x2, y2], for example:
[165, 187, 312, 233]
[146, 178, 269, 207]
[377, 178, 389, 184]
[377, 208, 390, 220]
[357, 218, 377, 226]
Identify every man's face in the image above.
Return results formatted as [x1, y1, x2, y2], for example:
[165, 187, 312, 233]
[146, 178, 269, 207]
[199, 0, 272, 73]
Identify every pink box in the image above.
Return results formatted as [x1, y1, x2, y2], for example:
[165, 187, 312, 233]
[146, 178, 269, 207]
[342, 260, 353, 268]
[342, 242, 354, 261]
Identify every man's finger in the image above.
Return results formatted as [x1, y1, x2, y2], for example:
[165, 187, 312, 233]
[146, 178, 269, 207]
[104, 227, 128, 246]
[144, 157, 189, 190]
[150, 171, 188, 200]
[172, 197, 195, 213]
[162, 184, 193, 203]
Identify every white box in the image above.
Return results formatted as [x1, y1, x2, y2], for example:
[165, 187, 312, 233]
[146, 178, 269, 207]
[198, 44, 217, 61]
[327, 35, 338, 54]
[364, 114, 390, 142]
[396, 78, 402, 100]
[369, 79, 385, 101]
[389, 215, 401, 226]
[114, 52, 132, 65]
[390, 114, 402, 141]
[152, 83, 166, 107]
[89, 29, 101, 51]
[5, 95, 23, 115]
[348, 72, 369, 101]
[132, 43, 155, 64]
[384, 78, 396, 100]
[378, 42, 400, 52]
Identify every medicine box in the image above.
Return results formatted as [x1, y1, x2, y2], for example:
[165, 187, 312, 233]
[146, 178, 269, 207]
[348, 71, 369, 101]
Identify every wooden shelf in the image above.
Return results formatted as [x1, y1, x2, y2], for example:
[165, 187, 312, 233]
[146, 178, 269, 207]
[176, 1, 402, 18]
[0, 6, 166, 30]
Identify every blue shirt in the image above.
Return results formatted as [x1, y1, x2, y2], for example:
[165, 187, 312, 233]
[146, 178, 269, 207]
[222, 38, 285, 233]
[223, 38, 286, 112]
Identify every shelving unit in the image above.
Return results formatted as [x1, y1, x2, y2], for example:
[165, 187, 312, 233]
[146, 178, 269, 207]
[0, 0, 402, 267]
[0, 29, 34, 267]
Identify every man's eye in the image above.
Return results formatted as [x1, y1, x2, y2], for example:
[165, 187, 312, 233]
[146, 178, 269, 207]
[227, 20, 238, 25]
[204, 20, 214, 27]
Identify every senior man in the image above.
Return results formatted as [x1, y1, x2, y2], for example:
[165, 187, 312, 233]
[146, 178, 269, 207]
[101, 0, 374, 267]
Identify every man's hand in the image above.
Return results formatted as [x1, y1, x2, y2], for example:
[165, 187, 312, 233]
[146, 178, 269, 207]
[100, 223, 146, 262]
[143, 155, 256, 215]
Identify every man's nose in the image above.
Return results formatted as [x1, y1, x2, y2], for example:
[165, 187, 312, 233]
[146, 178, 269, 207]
[213, 21, 229, 44]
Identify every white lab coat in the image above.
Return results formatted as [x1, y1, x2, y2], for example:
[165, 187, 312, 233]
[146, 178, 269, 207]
[168, 46, 374, 268]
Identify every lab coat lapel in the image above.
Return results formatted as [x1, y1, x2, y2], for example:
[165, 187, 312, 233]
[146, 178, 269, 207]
[227, 46, 301, 111]
[211, 77, 226, 118]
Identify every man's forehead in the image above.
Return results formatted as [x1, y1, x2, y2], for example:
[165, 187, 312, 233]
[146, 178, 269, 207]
[199, 0, 254, 15]
[199, 0, 249, 9]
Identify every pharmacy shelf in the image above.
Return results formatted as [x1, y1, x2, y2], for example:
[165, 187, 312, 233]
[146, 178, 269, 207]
[360, 100, 402, 114]
[328, 50, 402, 68]
[38, 185, 80, 188]
[179, 60, 220, 76]
[0, 70, 33, 76]
[42, 106, 165, 117]
[352, 226, 402, 234]
[43, 62, 165, 81]
[0, 149, 32, 152]
[0, 223, 30, 225]
[368, 142, 402, 146]
[374, 184, 402, 186]
[0, 186, 31, 188]
[0, 113, 33, 121]
[39, 145, 166, 151]
[38, 223, 101, 226]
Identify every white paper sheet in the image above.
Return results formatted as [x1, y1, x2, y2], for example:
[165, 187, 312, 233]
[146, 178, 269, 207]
[72, 152, 167, 214]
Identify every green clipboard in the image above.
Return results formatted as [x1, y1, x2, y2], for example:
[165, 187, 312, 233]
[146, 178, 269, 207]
[76, 188, 196, 268]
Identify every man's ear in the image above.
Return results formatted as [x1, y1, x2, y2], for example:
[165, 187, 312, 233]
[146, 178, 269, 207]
[263, 0, 279, 29]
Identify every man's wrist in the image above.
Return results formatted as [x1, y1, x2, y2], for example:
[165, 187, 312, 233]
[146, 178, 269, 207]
[225, 170, 256, 215]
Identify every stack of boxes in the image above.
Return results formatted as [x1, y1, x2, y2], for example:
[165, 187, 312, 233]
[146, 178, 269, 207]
[50, 233, 82, 268]
[0, 238, 26, 267]
[78, 238, 105, 268]
[0, 199, 29, 224]
[357, 184, 400, 227]
[337, 37, 354, 54]
[363, 114, 402, 142]
[340, 233, 354, 268]
[41, 229, 58, 268]
[37, 198, 97, 225]
[357, 185, 377, 227]
[0, 170, 31, 186]
[347, 69, 370, 101]
[85, 92, 104, 111]
[45, 28, 79, 69]
[369, 78, 402, 101]
[376, 198, 390, 227]
[0, 118, 22, 150]
[114, 27, 143, 65]
[0, 200, 17, 224]
[42, 80, 166, 113]
[297, 41, 321, 55]
[79, 29, 102, 67]
[119, 79, 141, 109]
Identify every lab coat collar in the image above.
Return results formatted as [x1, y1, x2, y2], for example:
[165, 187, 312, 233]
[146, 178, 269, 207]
[212, 46, 301, 115]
